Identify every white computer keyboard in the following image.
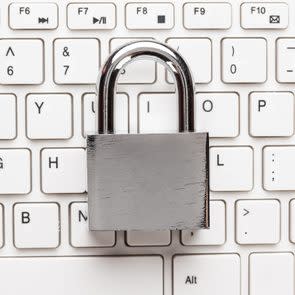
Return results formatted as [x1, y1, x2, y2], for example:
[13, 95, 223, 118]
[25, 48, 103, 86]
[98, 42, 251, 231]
[0, 0, 294, 294]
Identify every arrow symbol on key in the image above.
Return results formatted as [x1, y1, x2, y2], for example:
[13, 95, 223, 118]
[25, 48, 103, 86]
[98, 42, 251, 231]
[243, 209, 250, 216]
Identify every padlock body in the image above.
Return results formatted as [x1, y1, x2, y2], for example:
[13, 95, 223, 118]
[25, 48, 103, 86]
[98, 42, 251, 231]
[87, 132, 209, 231]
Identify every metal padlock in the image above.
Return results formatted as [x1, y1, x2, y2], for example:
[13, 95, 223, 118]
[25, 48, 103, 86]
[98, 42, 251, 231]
[87, 40, 209, 231]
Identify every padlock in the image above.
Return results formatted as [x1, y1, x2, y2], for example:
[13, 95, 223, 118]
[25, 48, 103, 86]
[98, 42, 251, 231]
[87, 40, 209, 231]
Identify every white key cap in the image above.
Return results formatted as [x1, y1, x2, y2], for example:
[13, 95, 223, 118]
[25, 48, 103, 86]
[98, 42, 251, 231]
[41, 148, 86, 194]
[250, 92, 294, 137]
[0, 204, 3, 248]
[289, 200, 295, 243]
[222, 38, 267, 83]
[9, 3, 58, 30]
[126, 231, 171, 246]
[70, 202, 115, 248]
[173, 254, 240, 295]
[182, 201, 225, 246]
[183, 2, 232, 29]
[264, 146, 295, 190]
[139, 93, 177, 133]
[210, 147, 253, 191]
[195, 92, 239, 137]
[83, 93, 129, 137]
[241, 3, 288, 29]
[277, 38, 295, 82]
[0, 39, 44, 84]
[14, 203, 60, 248]
[0, 94, 16, 139]
[126, 3, 174, 29]
[54, 38, 100, 84]
[27, 93, 72, 139]
[0, 149, 31, 194]
[110, 38, 156, 84]
[67, 3, 116, 30]
[250, 253, 294, 295]
[166, 38, 212, 84]
[236, 199, 280, 244]
[0, 256, 163, 295]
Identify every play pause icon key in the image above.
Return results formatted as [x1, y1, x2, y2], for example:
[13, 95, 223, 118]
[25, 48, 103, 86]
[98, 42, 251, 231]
[67, 3, 116, 30]
[157, 15, 166, 24]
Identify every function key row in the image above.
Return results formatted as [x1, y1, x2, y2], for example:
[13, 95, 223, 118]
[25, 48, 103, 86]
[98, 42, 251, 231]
[1, 37, 295, 84]
[8, 2, 289, 30]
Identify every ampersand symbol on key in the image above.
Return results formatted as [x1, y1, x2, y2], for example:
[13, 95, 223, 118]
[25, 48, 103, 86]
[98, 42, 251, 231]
[62, 47, 70, 57]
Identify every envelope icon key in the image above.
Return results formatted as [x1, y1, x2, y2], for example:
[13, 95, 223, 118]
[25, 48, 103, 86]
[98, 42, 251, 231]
[269, 15, 280, 24]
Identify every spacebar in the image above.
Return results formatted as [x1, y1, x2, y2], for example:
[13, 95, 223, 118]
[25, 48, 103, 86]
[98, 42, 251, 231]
[0, 256, 163, 295]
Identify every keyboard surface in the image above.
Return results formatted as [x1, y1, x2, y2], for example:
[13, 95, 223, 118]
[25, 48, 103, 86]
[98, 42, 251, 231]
[0, 0, 295, 294]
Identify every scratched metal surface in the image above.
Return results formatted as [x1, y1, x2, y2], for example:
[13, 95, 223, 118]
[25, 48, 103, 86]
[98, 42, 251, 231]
[87, 132, 209, 231]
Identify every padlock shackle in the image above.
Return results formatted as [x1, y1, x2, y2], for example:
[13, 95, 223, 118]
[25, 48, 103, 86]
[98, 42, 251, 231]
[97, 40, 195, 134]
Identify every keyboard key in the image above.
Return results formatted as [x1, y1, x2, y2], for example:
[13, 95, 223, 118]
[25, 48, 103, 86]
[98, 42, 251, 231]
[9, 2, 58, 30]
[0, 39, 44, 84]
[54, 38, 100, 84]
[166, 38, 212, 84]
[0, 94, 16, 139]
[110, 38, 156, 84]
[241, 2, 288, 29]
[70, 202, 115, 248]
[210, 147, 253, 191]
[0, 204, 3, 248]
[236, 199, 280, 244]
[277, 38, 295, 83]
[289, 200, 295, 243]
[139, 93, 177, 133]
[181, 200, 225, 246]
[195, 92, 239, 137]
[126, 230, 171, 246]
[222, 38, 267, 83]
[0, 256, 163, 295]
[83, 93, 128, 137]
[183, 2, 232, 29]
[125, 3, 174, 29]
[27, 93, 72, 139]
[250, 253, 294, 295]
[0, 149, 31, 194]
[250, 92, 294, 136]
[173, 254, 240, 295]
[14, 203, 60, 248]
[264, 146, 295, 190]
[41, 148, 86, 194]
[67, 3, 116, 30]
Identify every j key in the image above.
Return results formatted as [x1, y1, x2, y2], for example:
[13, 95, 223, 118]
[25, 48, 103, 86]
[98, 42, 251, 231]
[0, 39, 44, 84]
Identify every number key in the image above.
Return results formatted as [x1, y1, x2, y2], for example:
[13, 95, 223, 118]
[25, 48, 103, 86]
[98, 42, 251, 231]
[0, 39, 44, 84]
[54, 39, 100, 84]
[222, 38, 267, 83]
